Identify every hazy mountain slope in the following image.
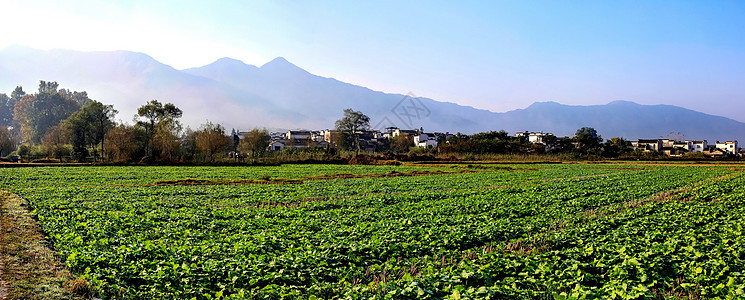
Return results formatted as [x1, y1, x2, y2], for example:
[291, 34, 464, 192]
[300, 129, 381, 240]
[183, 56, 499, 132]
[0, 46, 294, 129]
[2, 46, 744, 142]
[493, 100, 745, 142]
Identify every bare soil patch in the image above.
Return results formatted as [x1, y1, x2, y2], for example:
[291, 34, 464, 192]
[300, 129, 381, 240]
[133, 169, 482, 188]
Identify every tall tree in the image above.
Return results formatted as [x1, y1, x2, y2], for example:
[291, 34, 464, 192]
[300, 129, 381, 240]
[0, 126, 16, 157]
[239, 128, 270, 158]
[64, 101, 117, 161]
[13, 84, 80, 144]
[87, 101, 118, 159]
[230, 128, 240, 153]
[573, 127, 603, 155]
[38, 80, 59, 93]
[180, 127, 198, 161]
[334, 108, 370, 152]
[135, 100, 182, 157]
[194, 121, 230, 161]
[65, 108, 92, 161]
[11, 86, 25, 103]
[58, 89, 92, 107]
[0, 94, 14, 127]
[3, 86, 25, 126]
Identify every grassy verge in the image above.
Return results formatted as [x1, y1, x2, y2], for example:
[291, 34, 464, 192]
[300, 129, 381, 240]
[0, 190, 92, 299]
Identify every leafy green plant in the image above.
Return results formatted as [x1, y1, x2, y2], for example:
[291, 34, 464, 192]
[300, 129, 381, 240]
[0, 164, 742, 298]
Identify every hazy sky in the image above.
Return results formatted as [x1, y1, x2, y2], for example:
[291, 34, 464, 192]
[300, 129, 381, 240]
[2, 0, 744, 121]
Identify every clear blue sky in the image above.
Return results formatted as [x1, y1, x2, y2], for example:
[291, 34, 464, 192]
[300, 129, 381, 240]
[2, 0, 745, 121]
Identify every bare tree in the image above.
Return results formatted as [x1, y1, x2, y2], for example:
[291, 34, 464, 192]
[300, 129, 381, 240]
[239, 128, 271, 158]
[41, 125, 70, 160]
[334, 108, 370, 153]
[104, 124, 138, 162]
[195, 121, 230, 161]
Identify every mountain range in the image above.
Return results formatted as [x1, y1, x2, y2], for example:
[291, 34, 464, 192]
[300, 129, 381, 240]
[1, 45, 743, 143]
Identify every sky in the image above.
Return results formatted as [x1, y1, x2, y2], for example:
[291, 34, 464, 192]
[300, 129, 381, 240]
[2, 0, 745, 121]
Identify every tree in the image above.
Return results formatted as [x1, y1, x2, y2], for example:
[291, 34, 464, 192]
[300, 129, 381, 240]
[573, 127, 603, 155]
[11, 86, 25, 103]
[153, 124, 181, 160]
[194, 121, 230, 161]
[104, 124, 137, 162]
[41, 125, 70, 160]
[38, 80, 59, 93]
[86, 101, 117, 159]
[2, 86, 25, 127]
[239, 128, 270, 158]
[63, 101, 117, 161]
[180, 127, 198, 161]
[58, 89, 92, 107]
[13, 84, 80, 143]
[0, 126, 16, 157]
[135, 100, 183, 157]
[390, 135, 412, 153]
[65, 109, 91, 161]
[230, 129, 240, 152]
[334, 108, 370, 152]
[541, 133, 558, 152]
[603, 137, 633, 158]
[0, 94, 15, 127]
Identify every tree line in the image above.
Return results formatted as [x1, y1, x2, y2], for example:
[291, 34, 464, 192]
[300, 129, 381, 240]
[438, 127, 636, 158]
[0, 81, 271, 163]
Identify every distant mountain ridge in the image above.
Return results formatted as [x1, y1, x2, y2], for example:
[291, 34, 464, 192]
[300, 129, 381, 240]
[1, 45, 744, 142]
[495, 100, 745, 142]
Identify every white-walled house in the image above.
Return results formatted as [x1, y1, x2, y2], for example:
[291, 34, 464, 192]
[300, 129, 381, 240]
[392, 128, 419, 138]
[320, 129, 339, 145]
[311, 131, 324, 142]
[688, 140, 707, 153]
[673, 141, 692, 152]
[515, 131, 550, 144]
[632, 139, 663, 152]
[268, 141, 285, 151]
[716, 141, 738, 154]
[286, 130, 311, 141]
[413, 133, 438, 148]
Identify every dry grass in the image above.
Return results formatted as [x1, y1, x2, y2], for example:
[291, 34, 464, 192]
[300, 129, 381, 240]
[0, 190, 93, 299]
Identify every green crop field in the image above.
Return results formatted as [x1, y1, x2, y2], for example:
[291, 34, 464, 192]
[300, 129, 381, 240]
[1, 163, 745, 299]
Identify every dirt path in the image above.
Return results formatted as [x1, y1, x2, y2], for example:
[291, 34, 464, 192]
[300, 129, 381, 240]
[0, 210, 7, 300]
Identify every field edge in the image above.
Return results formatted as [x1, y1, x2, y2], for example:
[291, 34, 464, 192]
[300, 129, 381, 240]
[0, 190, 91, 300]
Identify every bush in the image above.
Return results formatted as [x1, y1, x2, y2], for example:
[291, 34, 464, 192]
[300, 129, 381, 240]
[17, 144, 30, 158]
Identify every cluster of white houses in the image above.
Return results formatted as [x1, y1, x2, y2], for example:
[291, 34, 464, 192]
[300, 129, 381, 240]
[240, 127, 450, 152]
[631, 139, 739, 156]
[515, 131, 741, 157]
[240, 128, 741, 156]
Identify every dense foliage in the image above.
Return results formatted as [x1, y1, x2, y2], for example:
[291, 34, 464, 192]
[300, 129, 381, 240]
[1, 164, 744, 299]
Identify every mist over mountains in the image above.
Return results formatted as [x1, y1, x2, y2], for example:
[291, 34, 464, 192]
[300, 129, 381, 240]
[1, 45, 743, 142]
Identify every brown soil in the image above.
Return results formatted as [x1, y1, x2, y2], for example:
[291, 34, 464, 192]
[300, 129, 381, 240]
[126, 169, 482, 188]
[149, 178, 303, 186]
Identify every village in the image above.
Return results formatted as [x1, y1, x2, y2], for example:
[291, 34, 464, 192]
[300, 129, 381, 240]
[241, 127, 742, 157]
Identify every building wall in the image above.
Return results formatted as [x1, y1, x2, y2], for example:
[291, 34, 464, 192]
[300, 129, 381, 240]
[716, 141, 738, 154]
